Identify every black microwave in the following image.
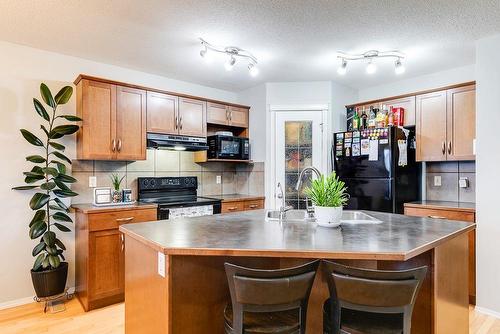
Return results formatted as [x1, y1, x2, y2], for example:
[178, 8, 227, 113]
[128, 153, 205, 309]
[207, 135, 250, 160]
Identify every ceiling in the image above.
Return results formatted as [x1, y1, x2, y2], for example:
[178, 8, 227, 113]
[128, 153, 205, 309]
[1, 1, 500, 91]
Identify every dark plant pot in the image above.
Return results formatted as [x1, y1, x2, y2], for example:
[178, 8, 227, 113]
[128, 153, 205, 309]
[30, 262, 68, 298]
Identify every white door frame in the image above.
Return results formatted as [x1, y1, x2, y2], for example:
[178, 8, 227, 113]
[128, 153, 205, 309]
[267, 104, 330, 210]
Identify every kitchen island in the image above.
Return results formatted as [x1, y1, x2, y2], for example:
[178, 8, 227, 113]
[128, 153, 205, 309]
[119, 210, 475, 334]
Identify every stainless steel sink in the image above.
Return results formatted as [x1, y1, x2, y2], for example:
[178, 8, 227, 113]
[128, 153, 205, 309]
[265, 209, 309, 222]
[340, 211, 382, 224]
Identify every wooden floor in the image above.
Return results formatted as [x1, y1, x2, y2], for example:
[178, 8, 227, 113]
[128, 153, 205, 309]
[0, 299, 499, 333]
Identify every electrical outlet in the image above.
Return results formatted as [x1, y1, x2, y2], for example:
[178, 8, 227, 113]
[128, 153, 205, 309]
[434, 175, 442, 187]
[459, 177, 469, 188]
[216, 175, 222, 184]
[89, 176, 97, 188]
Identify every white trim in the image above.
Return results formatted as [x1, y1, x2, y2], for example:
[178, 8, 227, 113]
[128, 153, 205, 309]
[475, 306, 500, 319]
[270, 104, 329, 112]
[0, 287, 75, 310]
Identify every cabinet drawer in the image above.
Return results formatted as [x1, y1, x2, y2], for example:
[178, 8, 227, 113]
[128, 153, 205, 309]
[244, 200, 264, 210]
[222, 202, 244, 213]
[404, 207, 474, 222]
[88, 208, 157, 231]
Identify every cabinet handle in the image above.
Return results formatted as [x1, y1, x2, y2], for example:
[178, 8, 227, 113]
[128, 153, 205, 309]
[248, 204, 258, 209]
[179, 116, 183, 130]
[441, 141, 446, 155]
[174, 116, 178, 130]
[116, 217, 134, 222]
[229, 110, 232, 121]
[117, 139, 122, 152]
[228, 207, 238, 211]
[121, 233, 124, 252]
[112, 139, 116, 152]
[226, 108, 229, 121]
[428, 215, 446, 219]
[448, 141, 452, 155]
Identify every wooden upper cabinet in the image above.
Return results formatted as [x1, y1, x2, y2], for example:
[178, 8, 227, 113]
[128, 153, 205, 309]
[416, 90, 448, 161]
[178, 98, 206, 137]
[447, 85, 476, 160]
[116, 86, 146, 161]
[207, 102, 229, 125]
[77, 80, 116, 160]
[229, 106, 249, 128]
[146, 92, 178, 135]
[384, 96, 416, 126]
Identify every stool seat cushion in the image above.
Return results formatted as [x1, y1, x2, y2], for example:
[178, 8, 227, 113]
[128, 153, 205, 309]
[224, 304, 300, 334]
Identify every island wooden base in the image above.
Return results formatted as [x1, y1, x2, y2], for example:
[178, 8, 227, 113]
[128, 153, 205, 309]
[124, 233, 469, 334]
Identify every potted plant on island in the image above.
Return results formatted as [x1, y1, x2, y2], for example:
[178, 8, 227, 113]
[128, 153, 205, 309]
[12, 83, 81, 298]
[304, 172, 349, 228]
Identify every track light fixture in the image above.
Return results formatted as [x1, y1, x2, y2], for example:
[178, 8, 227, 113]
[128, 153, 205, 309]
[199, 38, 259, 77]
[336, 50, 406, 76]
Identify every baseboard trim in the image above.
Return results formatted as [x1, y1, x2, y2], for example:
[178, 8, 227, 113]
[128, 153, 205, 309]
[476, 306, 500, 319]
[0, 287, 75, 311]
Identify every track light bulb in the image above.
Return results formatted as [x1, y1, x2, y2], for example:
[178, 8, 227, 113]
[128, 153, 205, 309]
[337, 59, 347, 75]
[248, 63, 259, 77]
[366, 60, 377, 74]
[200, 47, 212, 63]
[395, 58, 405, 75]
[224, 56, 236, 71]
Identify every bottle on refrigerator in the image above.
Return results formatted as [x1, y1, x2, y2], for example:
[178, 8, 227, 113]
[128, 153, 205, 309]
[352, 108, 360, 130]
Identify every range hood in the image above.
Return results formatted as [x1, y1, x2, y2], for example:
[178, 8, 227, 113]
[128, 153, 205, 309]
[146, 133, 208, 151]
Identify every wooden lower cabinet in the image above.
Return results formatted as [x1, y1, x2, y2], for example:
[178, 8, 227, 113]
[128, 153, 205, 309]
[221, 198, 264, 213]
[75, 206, 157, 311]
[404, 204, 476, 304]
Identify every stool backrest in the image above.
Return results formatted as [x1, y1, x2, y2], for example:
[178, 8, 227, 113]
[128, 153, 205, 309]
[225, 260, 320, 334]
[322, 261, 427, 334]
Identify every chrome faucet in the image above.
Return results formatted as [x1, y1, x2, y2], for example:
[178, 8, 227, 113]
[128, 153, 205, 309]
[295, 166, 322, 217]
[277, 182, 293, 221]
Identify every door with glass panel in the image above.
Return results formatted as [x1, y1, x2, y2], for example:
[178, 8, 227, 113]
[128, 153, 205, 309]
[275, 111, 325, 209]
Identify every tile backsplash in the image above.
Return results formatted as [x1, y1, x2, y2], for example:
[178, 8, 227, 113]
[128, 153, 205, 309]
[425, 161, 475, 203]
[71, 149, 264, 204]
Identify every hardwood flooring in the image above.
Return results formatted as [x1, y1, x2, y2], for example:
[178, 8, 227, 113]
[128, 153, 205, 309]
[0, 299, 498, 333]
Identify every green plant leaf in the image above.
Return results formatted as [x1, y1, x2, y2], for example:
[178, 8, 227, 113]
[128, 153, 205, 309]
[52, 151, 72, 164]
[32, 242, 46, 256]
[24, 175, 44, 184]
[40, 182, 56, 191]
[26, 155, 46, 163]
[54, 223, 71, 232]
[29, 222, 47, 239]
[33, 253, 45, 271]
[40, 125, 49, 137]
[12, 185, 38, 190]
[53, 189, 78, 198]
[42, 167, 59, 177]
[29, 193, 50, 210]
[42, 255, 50, 269]
[46, 246, 58, 255]
[55, 238, 66, 250]
[40, 83, 56, 108]
[50, 125, 79, 137]
[54, 178, 71, 191]
[43, 231, 56, 246]
[53, 198, 69, 211]
[59, 115, 82, 122]
[20, 129, 44, 147]
[49, 142, 65, 151]
[56, 174, 76, 183]
[48, 255, 60, 268]
[29, 210, 46, 227]
[57, 250, 66, 261]
[31, 166, 44, 174]
[33, 98, 50, 121]
[54, 86, 73, 105]
[56, 162, 66, 174]
[53, 212, 72, 222]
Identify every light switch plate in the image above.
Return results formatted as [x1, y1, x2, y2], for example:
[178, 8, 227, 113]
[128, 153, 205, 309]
[459, 177, 469, 188]
[158, 252, 165, 277]
[434, 175, 442, 187]
[89, 176, 97, 188]
[216, 175, 222, 184]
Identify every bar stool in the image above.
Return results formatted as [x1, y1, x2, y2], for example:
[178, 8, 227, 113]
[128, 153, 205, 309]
[223, 260, 320, 334]
[322, 261, 427, 334]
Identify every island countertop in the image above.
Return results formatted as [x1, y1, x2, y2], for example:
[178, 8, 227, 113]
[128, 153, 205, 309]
[119, 209, 475, 261]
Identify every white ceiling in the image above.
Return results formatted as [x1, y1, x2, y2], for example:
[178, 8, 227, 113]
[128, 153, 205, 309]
[1, 1, 500, 92]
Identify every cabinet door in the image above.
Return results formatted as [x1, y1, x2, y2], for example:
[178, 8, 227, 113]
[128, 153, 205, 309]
[229, 107, 249, 128]
[116, 86, 147, 160]
[178, 98, 206, 137]
[79, 80, 116, 160]
[146, 91, 178, 135]
[89, 229, 124, 300]
[207, 102, 229, 125]
[384, 96, 416, 126]
[416, 91, 447, 161]
[447, 85, 476, 160]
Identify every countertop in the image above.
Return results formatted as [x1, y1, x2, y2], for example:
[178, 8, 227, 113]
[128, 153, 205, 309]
[72, 202, 157, 214]
[120, 209, 475, 261]
[209, 194, 265, 202]
[404, 200, 475, 213]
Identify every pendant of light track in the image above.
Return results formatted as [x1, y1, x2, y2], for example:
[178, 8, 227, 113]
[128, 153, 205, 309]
[199, 38, 259, 77]
[336, 50, 406, 76]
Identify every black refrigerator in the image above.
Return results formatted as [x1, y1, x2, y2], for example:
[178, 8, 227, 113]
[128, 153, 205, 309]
[333, 126, 420, 214]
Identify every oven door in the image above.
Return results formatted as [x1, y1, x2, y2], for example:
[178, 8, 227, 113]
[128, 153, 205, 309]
[158, 203, 220, 220]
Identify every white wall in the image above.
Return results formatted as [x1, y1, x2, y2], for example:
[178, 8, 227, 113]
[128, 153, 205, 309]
[475, 34, 500, 317]
[0, 41, 237, 307]
[358, 64, 476, 102]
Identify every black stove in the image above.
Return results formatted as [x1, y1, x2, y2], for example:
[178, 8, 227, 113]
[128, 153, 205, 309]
[137, 176, 222, 220]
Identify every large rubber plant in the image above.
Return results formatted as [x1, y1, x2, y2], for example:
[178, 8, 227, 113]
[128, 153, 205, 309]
[13, 83, 81, 297]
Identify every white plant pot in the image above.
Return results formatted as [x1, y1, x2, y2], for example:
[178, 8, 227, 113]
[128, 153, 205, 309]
[314, 206, 343, 228]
